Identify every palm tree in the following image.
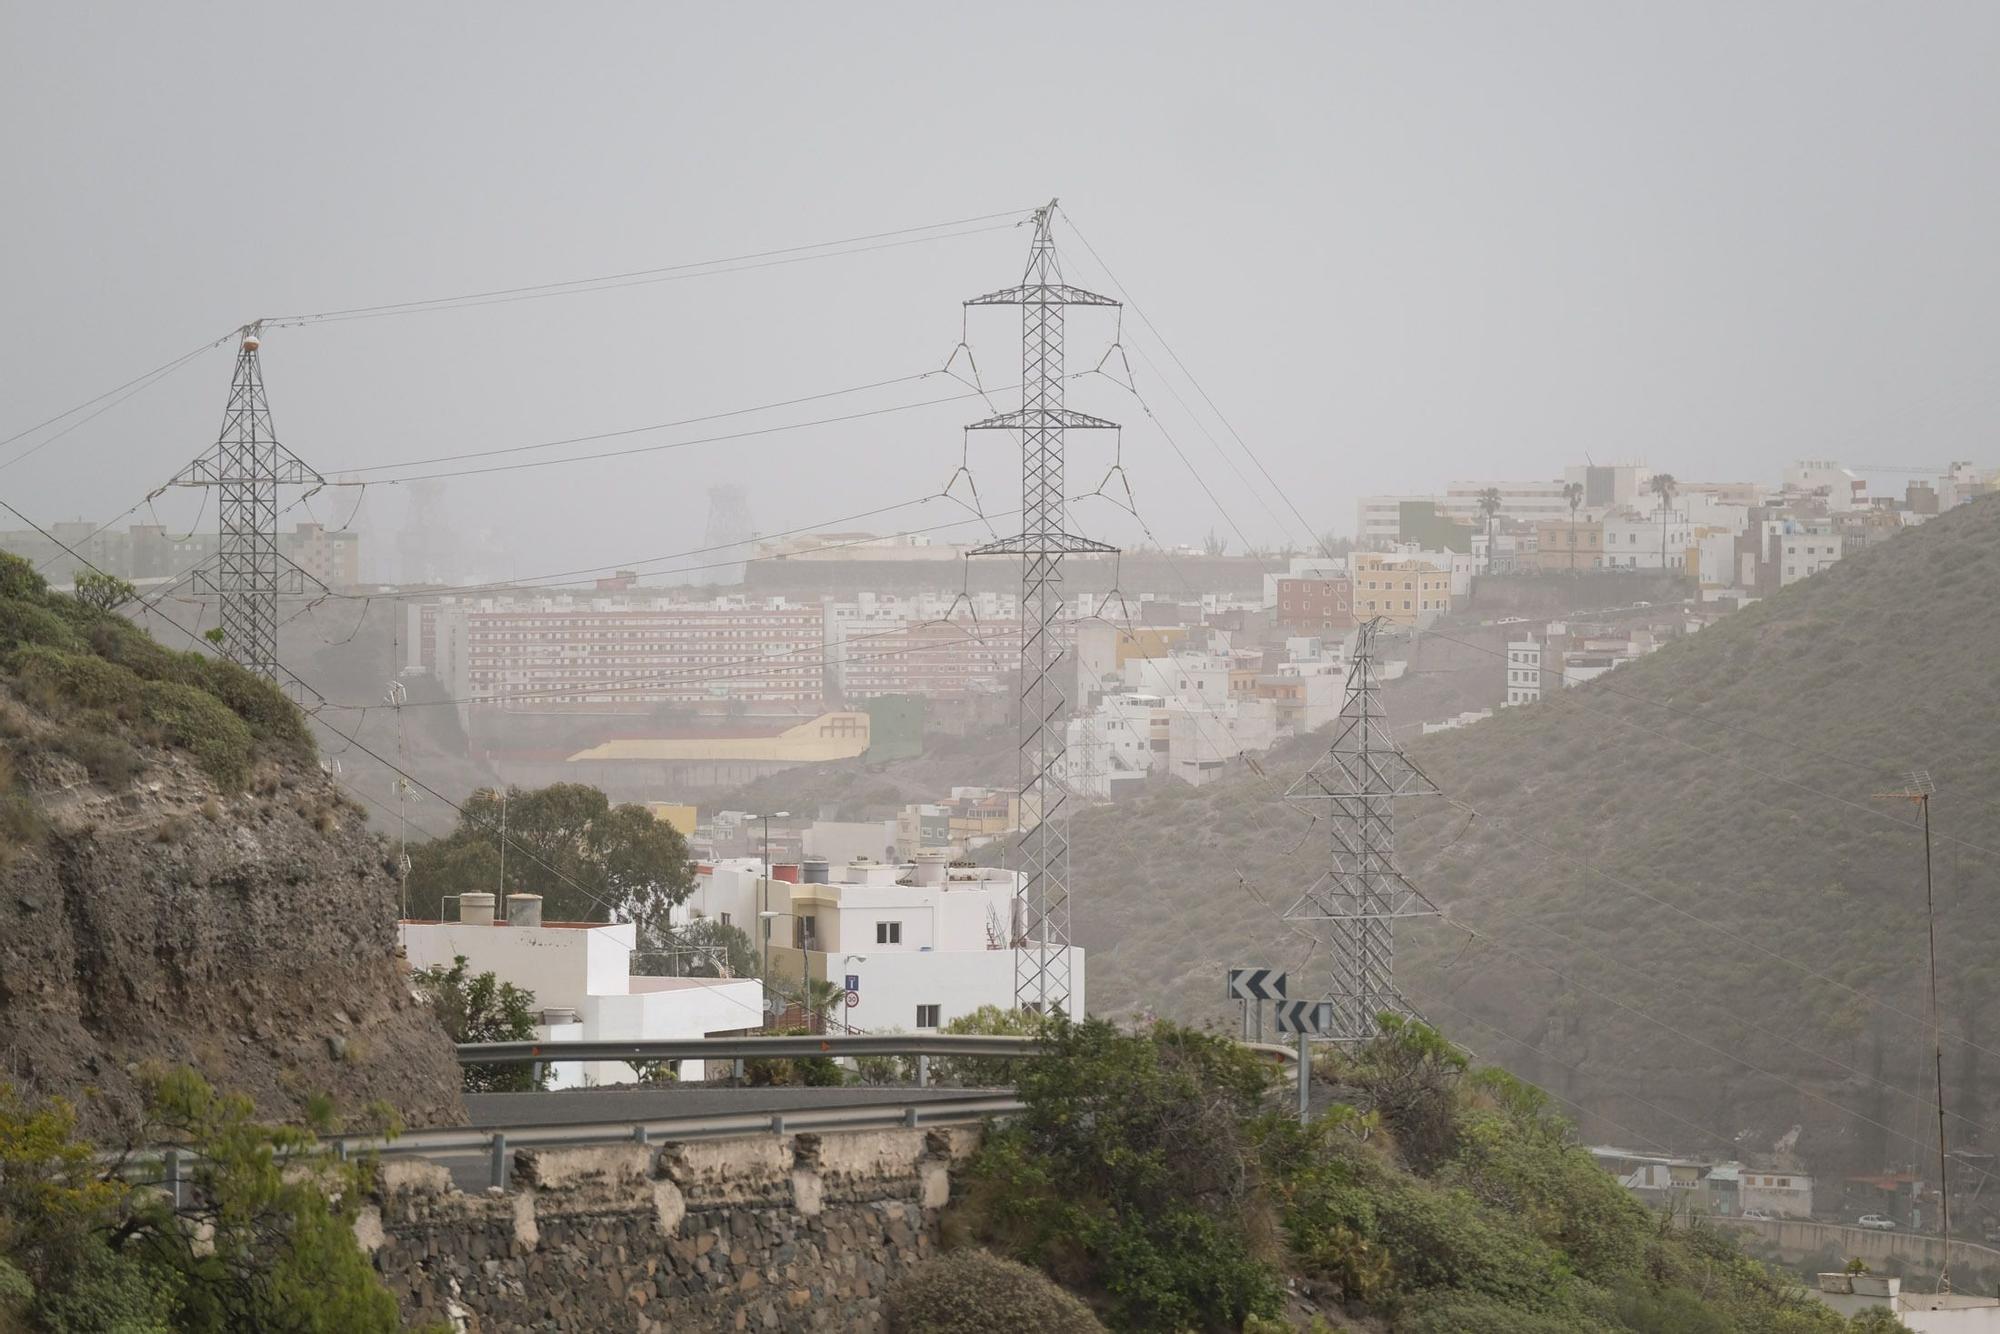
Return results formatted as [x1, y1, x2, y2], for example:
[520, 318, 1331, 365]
[1476, 487, 1503, 568]
[1649, 473, 1679, 570]
[787, 977, 848, 1034]
[1561, 481, 1585, 573]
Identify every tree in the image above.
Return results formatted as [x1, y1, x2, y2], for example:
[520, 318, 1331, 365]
[405, 782, 693, 945]
[1476, 488, 1503, 567]
[1561, 481, 1585, 573]
[410, 955, 546, 1092]
[654, 916, 759, 980]
[72, 572, 136, 612]
[0, 1073, 424, 1334]
[1649, 473, 1679, 571]
[786, 977, 848, 1034]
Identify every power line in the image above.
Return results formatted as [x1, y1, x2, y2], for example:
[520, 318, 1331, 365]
[335, 383, 1009, 486]
[0, 331, 233, 471]
[1057, 208, 1334, 558]
[263, 210, 1032, 327]
[336, 369, 946, 475]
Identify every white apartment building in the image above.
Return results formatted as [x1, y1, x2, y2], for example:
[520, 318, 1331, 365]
[1784, 460, 1867, 511]
[1063, 692, 1160, 800]
[763, 854, 1085, 1033]
[1503, 636, 1546, 707]
[1773, 529, 1843, 586]
[803, 820, 901, 865]
[400, 893, 763, 1089]
[1166, 697, 1277, 786]
[1602, 511, 1696, 570]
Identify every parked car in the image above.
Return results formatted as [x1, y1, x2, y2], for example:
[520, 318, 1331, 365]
[1856, 1214, 1897, 1231]
[1740, 1209, 1774, 1221]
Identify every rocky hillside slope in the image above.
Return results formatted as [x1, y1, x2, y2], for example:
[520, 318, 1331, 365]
[0, 556, 464, 1136]
[1078, 495, 2000, 1176]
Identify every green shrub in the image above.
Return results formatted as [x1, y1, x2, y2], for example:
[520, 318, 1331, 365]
[85, 619, 208, 689]
[0, 552, 45, 601]
[883, 1250, 1104, 1333]
[200, 658, 315, 760]
[744, 1029, 846, 1087]
[968, 1018, 1282, 1331]
[139, 681, 254, 789]
[11, 645, 144, 716]
[0, 597, 83, 654]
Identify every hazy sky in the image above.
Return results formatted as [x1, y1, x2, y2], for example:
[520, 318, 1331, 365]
[4, 3, 1995, 582]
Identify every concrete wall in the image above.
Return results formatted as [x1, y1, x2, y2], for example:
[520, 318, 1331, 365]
[363, 1125, 978, 1332]
[1717, 1216, 2000, 1278]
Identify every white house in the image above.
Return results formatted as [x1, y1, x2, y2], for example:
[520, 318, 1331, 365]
[1503, 635, 1546, 707]
[803, 820, 900, 865]
[401, 892, 763, 1089]
[1602, 510, 1695, 570]
[765, 854, 1084, 1033]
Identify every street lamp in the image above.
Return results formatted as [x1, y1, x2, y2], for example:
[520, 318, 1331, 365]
[757, 812, 789, 1012]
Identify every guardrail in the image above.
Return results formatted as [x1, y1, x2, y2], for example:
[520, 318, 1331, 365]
[456, 1033, 1303, 1073]
[120, 1092, 1025, 1198]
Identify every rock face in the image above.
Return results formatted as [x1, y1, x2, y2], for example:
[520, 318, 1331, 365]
[0, 698, 465, 1136]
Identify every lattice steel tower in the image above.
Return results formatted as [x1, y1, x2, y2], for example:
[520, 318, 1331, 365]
[1284, 619, 1442, 1043]
[966, 199, 1119, 1014]
[171, 324, 323, 684]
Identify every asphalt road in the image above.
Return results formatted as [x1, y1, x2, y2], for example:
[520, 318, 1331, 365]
[428, 1086, 1003, 1191]
[465, 1084, 989, 1128]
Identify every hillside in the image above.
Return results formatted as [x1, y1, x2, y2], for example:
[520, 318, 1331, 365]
[0, 556, 464, 1135]
[1078, 495, 2000, 1177]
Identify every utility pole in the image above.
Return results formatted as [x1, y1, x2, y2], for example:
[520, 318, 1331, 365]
[169, 323, 323, 690]
[965, 200, 1119, 1016]
[1284, 619, 1443, 1043]
[1876, 770, 1951, 1292]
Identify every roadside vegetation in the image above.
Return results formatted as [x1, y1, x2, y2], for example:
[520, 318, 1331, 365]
[409, 955, 547, 1093]
[945, 1014, 1909, 1332]
[0, 1069, 432, 1334]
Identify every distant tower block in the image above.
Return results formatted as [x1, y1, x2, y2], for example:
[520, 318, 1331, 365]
[1283, 619, 1443, 1044]
[964, 200, 1120, 1016]
[704, 484, 755, 586]
[170, 323, 324, 686]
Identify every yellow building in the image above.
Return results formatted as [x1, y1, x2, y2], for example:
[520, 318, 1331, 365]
[645, 803, 698, 837]
[1534, 519, 1605, 571]
[1350, 554, 1451, 625]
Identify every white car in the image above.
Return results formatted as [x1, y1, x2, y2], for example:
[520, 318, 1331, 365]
[1740, 1209, 1774, 1221]
[1856, 1214, 1897, 1231]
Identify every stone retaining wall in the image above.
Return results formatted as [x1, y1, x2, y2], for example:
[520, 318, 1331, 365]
[362, 1127, 978, 1332]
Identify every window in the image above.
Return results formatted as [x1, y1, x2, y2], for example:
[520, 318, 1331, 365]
[719, 912, 731, 927]
[916, 1004, 941, 1028]
[876, 921, 902, 945]
[792, 915, 817, 949]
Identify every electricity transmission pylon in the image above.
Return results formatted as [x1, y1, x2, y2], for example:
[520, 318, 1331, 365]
[1284, 619, 1442, 1043]
[170, 323, 323, 687]
[966, 199, 1119, 1015]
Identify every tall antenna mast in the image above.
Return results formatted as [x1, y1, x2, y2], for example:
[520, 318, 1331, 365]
[965, 199, 1119, 1015]
[1284, 620, 1442, 1042]
[1876, 769, 1950, 1291]
[170, 323, 324, 690]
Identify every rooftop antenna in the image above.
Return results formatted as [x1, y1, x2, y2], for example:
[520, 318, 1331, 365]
[1284, 618, 1443, 1043]
[1875, 768, 1949, 1292]
[963, 199, 1120, 1015]
[169, 323, 325, 693]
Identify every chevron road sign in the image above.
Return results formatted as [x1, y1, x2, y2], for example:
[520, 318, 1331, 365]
[1274, 1000, 1335, 1037]
[1227, 968, 1287, 1002]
